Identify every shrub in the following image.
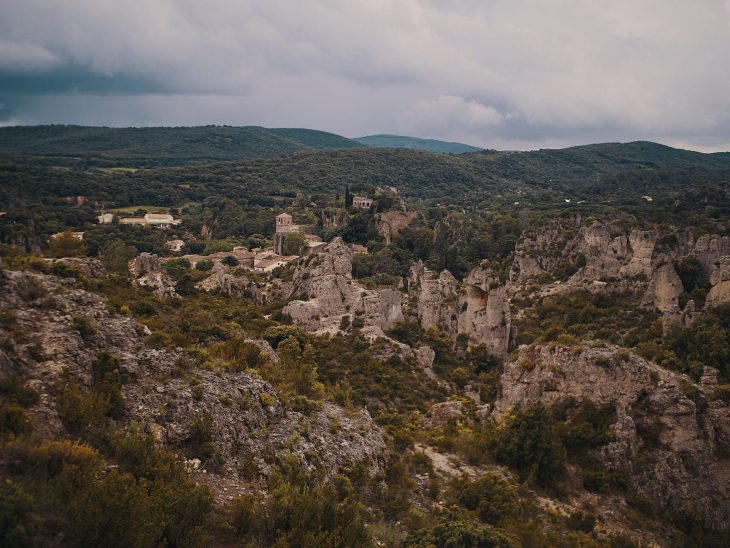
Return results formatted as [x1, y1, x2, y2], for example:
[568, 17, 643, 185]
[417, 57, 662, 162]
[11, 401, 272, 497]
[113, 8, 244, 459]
[195, 260, 214, 271]
[0, 404, 33, 437]
[71, 314, 97, 338]
[405, 520, 516, 547]
[263, 325, 309, 349]
[493, 404, 566, 487]
[221, 255, 239, 267]
[47, 232, 87, 258]
[456, 473, 519, 525]
[0, 479, 40, 547]
[16, 277, 46, 302]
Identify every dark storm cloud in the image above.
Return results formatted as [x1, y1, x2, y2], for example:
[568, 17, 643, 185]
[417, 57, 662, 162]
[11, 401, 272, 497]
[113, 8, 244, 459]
[1, 0, 729, 151]
[0, 64, 171, 95]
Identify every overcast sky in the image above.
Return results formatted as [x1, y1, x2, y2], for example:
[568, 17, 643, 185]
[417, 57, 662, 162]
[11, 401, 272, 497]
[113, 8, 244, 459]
[1, 0, 729, 151]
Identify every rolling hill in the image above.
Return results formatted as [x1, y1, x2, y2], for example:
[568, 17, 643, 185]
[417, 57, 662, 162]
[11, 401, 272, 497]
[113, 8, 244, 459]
[0, 125, 360, 166]
[353, 134, 482, 154]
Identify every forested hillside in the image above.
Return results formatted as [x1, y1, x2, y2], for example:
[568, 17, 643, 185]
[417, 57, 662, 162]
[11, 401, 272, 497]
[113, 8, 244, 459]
[0, 125, 361, 166]
[354, 134, 482, 154]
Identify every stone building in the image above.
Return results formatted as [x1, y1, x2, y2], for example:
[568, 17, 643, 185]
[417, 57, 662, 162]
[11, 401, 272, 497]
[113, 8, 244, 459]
[352, 196, 373, 209]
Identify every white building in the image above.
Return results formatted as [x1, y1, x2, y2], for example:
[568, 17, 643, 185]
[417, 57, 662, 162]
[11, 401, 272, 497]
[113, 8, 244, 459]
[119, 213, 181, 228]
[97, 213, 114, 224]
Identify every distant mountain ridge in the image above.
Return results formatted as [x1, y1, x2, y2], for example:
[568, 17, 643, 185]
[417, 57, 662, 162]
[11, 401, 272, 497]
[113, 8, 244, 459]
[0, 125, 361, 166]
[353, 134, 482, 154]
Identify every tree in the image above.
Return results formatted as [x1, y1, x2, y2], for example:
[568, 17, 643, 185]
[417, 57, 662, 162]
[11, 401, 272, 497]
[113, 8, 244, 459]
[493, 403, 566, 487]
[101, 238, 136, 272]
[282, 232, 306, 256]
[48, 232, 87, 258]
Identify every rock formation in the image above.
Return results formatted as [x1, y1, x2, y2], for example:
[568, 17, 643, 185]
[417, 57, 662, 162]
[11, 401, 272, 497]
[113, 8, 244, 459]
[509, 226, 566, 283]
[49, 257, 107, 278]
[495, 344, 730, 530]
[129, 253, 177, 297]
[642, 262, 683, 314]
[409, 261, 512, 358]
[197, 263, 264, 304]
[458, 266, 512, 357]
[283, 238, 404, 336]
[707, 256, 730, 307]
[375, 211, 417, 244]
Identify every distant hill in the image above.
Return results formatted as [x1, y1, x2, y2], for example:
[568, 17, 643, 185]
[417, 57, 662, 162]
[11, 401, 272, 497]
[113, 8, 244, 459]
[354, 134, 481, 154]
[270, 128, 363, 150]
[466, 141, 730, 186]
[0, 125, 360, 166]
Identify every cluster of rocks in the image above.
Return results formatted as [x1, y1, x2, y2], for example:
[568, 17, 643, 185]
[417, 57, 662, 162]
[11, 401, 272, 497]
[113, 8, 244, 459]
[495, 343, 730, 530]
[374, 210, 417, 244]
[129, 252, 177, 297]
[283, 238, 404, 337]
[408, 260, 512, 358]
[196, 263, 265, 305]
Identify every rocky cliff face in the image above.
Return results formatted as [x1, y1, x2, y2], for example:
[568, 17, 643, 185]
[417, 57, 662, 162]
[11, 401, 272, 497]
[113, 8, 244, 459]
[283, 238, 404, 336]
[408, 261, 512, 358]
[510, 219, 730, 319]
[707, 256, 730, 307]
[0, 267, 386, 494]
[495, 344, 730, 530]
[458, 266, 512, 357]
[375, 211, 417, 244]
[129, 253, 177, 297]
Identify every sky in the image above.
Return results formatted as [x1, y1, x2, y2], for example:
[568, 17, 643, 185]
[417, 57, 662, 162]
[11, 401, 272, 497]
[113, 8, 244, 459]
[1, 0, 729, 152]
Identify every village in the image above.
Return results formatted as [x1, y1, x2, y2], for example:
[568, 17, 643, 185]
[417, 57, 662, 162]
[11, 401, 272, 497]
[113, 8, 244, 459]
[51, 192, 383, 274]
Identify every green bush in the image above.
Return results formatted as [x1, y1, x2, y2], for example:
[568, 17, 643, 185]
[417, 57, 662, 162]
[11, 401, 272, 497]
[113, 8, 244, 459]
[456, 474, 519, 525]
[493, 403, 566, 487]
[0, 404, 33, 437]
[195, 260, 214, 271]
[0, 479, 40, 548]
[71, 314, 97, 338]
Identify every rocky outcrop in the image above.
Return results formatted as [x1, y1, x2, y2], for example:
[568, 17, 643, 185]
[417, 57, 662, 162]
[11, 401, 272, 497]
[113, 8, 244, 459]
[429, 400, 466, 428]
[707, 256, 730, 307]
[643, 263, 683, 313]
[48, 257, 107, 278]
[129, 253, 177, 297]
[197, 263, 264, 304]
[509, 226, 567, 283]
[411, 264, 461, 337]
[458, 266, 511, 357]
[692, 235, 730, 276]
[283, 238, 404, 336]
[320, 208, 349, 229]
[375, 211, 417, 244]
[567, 222, 630, 282]
[495, 344, 730, 530]
[0, 267, 387, 490]
[409, 262, 512, 358]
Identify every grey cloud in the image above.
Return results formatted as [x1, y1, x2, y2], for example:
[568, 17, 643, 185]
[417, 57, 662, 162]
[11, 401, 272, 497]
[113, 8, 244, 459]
[0, 0, 728, 151]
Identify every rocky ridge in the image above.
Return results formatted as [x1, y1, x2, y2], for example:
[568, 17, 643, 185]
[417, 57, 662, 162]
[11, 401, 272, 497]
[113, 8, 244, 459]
[495, 343, 730, 530]
[0, 266, 386, 497]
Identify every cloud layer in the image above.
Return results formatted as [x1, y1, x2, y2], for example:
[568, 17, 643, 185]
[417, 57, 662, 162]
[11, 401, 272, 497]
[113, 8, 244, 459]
[1, 0, 729, 151]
